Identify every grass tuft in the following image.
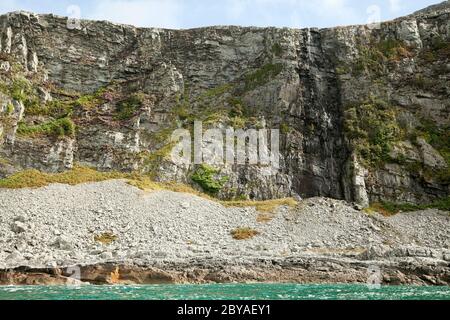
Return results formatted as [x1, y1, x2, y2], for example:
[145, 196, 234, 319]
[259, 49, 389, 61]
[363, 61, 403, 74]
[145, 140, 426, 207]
[231, 227, 259, 240]
[222, 198, 298, 213]
[94, 232, 118, 245]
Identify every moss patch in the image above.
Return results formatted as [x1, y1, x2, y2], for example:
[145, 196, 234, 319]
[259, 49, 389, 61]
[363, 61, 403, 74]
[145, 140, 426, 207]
[0, 77, 42, 113]
[74, 85, 120, 110]
[17, 117, 76, 138]
[25, 99, 74, 118]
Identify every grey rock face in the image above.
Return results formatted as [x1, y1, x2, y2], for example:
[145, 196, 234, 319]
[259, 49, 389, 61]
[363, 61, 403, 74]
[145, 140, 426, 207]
[0, 3, 449, 205]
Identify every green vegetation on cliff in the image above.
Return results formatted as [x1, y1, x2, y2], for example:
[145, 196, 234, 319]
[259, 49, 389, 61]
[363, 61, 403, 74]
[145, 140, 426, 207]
[75, 87, 108, 109]
[17, 117, 75, 138]
[191, 164, 229, 194]
[115, 93, 144, 120]
[420, 35, 450, 63]
[244, 63, 283, 91]
[353, 39, 412, 76]
[25, 99, 74, 118]
[271, 43, 283, 57]
[344, 96, 401, 166]
[413, 119, 450, 184]
[368, 196, 450, 216]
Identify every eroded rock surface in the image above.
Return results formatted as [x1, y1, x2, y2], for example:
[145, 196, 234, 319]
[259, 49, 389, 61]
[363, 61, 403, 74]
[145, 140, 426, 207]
[0, 3, 448, 204]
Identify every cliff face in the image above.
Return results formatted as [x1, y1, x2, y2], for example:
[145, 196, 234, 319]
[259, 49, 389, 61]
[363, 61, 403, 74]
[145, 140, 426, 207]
[0, 2, 449, 205]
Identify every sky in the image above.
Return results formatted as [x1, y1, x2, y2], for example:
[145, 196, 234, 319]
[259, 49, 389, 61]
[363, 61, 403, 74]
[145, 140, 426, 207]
[0, 0, 444, 29]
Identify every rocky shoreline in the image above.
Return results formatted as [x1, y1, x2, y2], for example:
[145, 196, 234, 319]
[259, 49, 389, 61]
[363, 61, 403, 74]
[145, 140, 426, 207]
[1, 256, 450, 286]
[0, 180, 448, 286]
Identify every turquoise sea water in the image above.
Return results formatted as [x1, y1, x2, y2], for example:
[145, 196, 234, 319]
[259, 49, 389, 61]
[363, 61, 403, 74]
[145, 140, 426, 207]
[0, 284, 449, 300]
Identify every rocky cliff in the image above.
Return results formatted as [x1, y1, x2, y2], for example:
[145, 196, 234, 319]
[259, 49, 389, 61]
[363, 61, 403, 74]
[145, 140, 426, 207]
[0, 2, 449, 206]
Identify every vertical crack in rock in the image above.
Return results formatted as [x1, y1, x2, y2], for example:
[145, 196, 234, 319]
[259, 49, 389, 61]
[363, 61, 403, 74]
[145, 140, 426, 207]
[0, 3, 449, 205]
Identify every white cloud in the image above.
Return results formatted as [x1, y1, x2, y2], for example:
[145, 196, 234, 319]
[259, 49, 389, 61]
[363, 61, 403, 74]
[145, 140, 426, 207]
[87, 0, 183, 28]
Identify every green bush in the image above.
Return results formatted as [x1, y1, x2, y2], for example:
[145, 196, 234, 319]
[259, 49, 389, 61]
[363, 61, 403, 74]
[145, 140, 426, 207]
[191, 164, 229, 194]
[17, 117, 75, 138]
[115, 93, 143, 120]
[336, 65, 350, 75]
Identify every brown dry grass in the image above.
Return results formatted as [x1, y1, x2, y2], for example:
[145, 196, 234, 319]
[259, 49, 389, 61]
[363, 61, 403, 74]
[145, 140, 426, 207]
[94, 232, 118, 245]
[230, 227, 260, 240]
[256, 213, 276, 223]
[0, 165, 126, 189]
[222, 198, 298, 213]
[0, 167, 298, 214]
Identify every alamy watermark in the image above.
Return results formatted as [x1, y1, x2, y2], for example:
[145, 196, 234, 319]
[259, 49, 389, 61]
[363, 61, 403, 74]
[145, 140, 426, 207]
[170, 121, 280, 175]
[366, 5, 382, 30]
[367, 265, 382, 289]
[66, 265, 81, 286]
[67, 5, 82, 30]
